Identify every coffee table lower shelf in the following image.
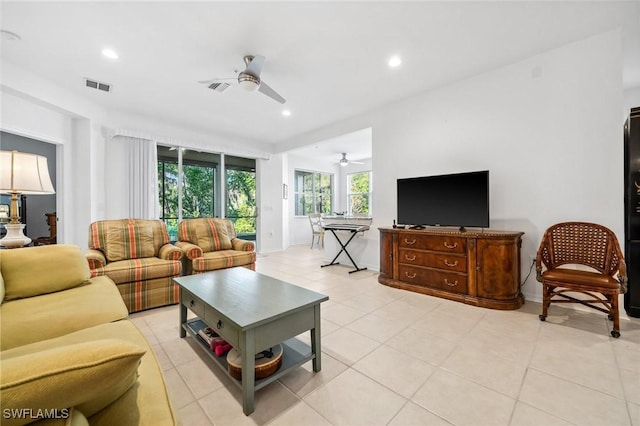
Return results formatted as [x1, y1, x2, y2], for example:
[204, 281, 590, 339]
[183, 318, 315, 391]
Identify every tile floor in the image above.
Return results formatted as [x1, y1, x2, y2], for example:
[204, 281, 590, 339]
[129, 245, 640, 426]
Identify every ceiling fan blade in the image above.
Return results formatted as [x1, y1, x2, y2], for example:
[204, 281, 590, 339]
[258, 80, 286, 104]
[245, 55, 265, 77]
[197, 77, 236, 85]
[352, 161, 365, 164]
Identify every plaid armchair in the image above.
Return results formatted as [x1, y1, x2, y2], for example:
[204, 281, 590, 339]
[86, 219, 183, 313]
[176, 218, 256, 275]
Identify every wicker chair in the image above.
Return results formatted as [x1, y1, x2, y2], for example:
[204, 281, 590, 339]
[535, 222, 627, 338]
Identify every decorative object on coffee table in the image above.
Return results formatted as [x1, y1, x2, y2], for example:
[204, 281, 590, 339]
[227, 344, 283, 380]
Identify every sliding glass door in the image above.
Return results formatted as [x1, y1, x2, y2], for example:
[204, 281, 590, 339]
[158, 147, 256, 242]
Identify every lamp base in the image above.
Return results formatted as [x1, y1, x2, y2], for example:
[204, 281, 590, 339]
[0, 223, 31, 248]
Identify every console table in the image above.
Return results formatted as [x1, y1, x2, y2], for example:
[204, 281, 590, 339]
[379, 227, 524, 310]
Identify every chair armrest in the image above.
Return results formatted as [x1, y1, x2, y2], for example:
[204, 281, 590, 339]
[231, 238, 255, 252]
[535, 253, 543, 283]
[158, 244, 183, 261]
[175, 241, 203, 260]
[86, 249, 106, 270]
[618, 258, 628, 294]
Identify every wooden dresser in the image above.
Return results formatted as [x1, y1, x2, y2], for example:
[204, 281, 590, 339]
[379, 227, 524, 310]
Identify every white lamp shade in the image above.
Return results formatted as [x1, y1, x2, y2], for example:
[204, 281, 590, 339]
[0, 150, 55, 194]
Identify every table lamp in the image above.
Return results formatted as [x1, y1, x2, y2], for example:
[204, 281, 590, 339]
[0, 150, 55, 248]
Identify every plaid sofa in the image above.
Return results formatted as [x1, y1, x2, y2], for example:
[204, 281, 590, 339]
[175, 218, 256, 275]
[86, 219, 183, 313]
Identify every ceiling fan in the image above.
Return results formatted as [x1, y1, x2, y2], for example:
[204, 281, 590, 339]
[198, 55, 286, 104]
[338, 153, 364, 167]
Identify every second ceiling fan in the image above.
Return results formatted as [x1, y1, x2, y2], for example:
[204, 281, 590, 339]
[338, 153, 364, 167]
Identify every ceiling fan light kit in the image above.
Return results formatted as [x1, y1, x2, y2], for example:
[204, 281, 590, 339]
[238, 73, 260, 91]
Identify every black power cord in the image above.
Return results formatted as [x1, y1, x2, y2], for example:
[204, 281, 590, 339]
[521, 258, 536, 287]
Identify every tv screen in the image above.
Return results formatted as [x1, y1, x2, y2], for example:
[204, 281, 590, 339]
[397, 170, 489, 229]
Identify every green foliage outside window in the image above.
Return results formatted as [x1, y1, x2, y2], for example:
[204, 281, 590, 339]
[294, 170, 333, 215]
[348, 171, 371, 215]
[183, 164, 214, 218]
[226, 168, 256, 235]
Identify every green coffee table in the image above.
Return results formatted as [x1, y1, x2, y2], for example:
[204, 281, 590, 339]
[174, 267, 328, 415]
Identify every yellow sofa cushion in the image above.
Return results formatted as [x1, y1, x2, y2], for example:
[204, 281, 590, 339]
[0, 339, 145, 426]
[3, 320, 179, 426]
[0, 245, 90, 301]
[0, 276, 128, 351]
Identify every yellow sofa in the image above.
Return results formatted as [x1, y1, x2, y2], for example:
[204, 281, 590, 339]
[86, 219, 183, 313]
[0, 245, 178, 426]
[176, 218, 256, 275]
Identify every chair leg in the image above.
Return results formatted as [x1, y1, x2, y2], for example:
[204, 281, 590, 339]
[311, 235, 315, 249]
[539, 282, 549, 321]
[610, 292, 621, 338]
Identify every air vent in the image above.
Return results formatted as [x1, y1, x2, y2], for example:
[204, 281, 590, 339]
[207, 82, 231, 93]
[85, 78, 112, 93]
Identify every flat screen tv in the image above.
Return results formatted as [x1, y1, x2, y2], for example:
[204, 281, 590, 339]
[397, 170, 489, 230]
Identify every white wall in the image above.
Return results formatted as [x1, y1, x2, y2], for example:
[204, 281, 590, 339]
[277, 30, 624, 304]
[257, 153, 287, 253]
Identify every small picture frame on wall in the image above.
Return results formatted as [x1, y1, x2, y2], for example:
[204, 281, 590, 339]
[283, 183, 288, 200]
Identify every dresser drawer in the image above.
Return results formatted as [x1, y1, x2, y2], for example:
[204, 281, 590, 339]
[182, 290, 206, 318]
[398, 265, 468, 294]
[205, 306, 240, 349]
[399, 249, 467, 272]
[398, 234, 466, 254]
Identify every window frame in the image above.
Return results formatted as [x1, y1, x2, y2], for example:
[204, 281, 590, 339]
[347, 170, 372, 216]
[294, 169, 334, 216]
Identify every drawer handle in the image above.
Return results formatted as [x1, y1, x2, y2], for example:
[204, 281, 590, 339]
[444, 260, 459, 267]
[405, 238, 417, 245]
[443, 242, 458, 249]
[404, 254, 416, 261]
[216, 320, 223, 330]
[405, 272, 417, 279]
[444, 279, 459, 287]
[189, 300, 195, 308]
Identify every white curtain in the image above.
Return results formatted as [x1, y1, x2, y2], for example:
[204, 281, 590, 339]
[123, 136, 158, 219]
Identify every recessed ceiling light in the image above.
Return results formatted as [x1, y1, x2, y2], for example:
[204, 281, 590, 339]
[102, 48, 118, 59]
[388, 55, 402, 68]
[282, 109, 291, 117]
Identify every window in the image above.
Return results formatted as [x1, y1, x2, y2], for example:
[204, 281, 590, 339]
[157, 146, 257, 241]
[347, 171, 372, 215]
[225, 155, 257, 240]
[294, 170, 333, 216]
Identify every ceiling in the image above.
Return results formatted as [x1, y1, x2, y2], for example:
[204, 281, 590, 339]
[288, 128, 373, 164]
[1, 1, 639, 150]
